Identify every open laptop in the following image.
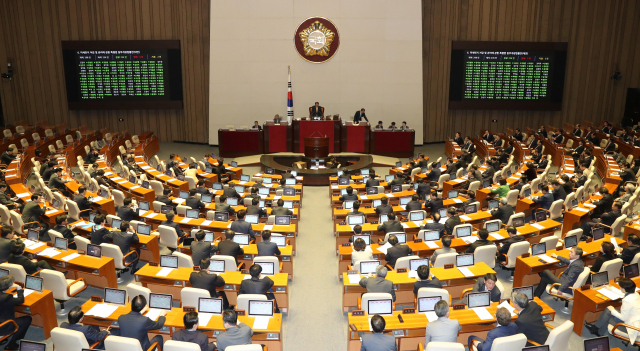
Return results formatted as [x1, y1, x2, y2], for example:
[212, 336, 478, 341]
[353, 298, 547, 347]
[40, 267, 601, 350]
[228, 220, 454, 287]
[208, 259, 225, 273]
[52, 198, 61, 210]
[456, 254, 474, 267]
[25, 275, 43, 292]
[258, 187, 270, 195]
[353, 234, 371, 245]
[263, 177, 273, 184]
[455, 226, 471, 238]
[487, 199, 499, 210]
[203, 231, 215, 242]
[245, 214, 259, 224]
[531, 243, 547, 256]
[275, 215, 291, 225]
[254, 261, 275, 276]
[111, 218, 122, 230]
[448, 190, 458, 199]
[248, 300, 274, 317]
[593, 227, 605, 241]
[27, 229, 39, 242]
[285, 178, 296, 186]
[233, 234, 250, 245]
[379, 214, 388, 223]
[467, 291, 491, 308]
[160, 255, 178, 269]
[338, 178, 349, 185]
[623, 263, 639, 278]
[137, 223, 151, 235]
[160, 205, 173, 214]
[344, 200, 355, 209]
[438, 208, 448, 218]
[212, 183, 223, 190]
[417, 296, 441, 313]
[385, 175, 394, 182]
[142, 180, 150, 189]
[0, 268, 9, 277]
[19, 341, 47, 351]
[87, 244, 102, 258]
[234, 186, 245, 194]
[372, 199, 382, 207]
[535, 211, 547, 222]
[422, 230, 439, 242]
[283, 201, 293, 209]
[583, 336, 610, 351]
[186, 209, 199, 219]
[149, 293, 173, 311]
[139, 201, 150, 212]
[368, 299, 393, 316]
[512, 286, 534, 301]
[399, 197, 411, 206]
[265, 167, 275, 175]
[409, 258, 430, 272]
[409, 211, 425, 221]
[591, 271, 609, 288]
[231, 161, 238, 168]
[201, 194, 212, 203]
[214, 212, 230, 222]
[104, 288, 127, 305]
[340, 189, 348, 196]
[482, 180, 491, 188]
[485, 221, 501, 233]
[564, 235, 578, 248]
[198, 297, 223, 315]
[366, 187, 378, 195]
[512, 217, 525, 228]
[347, 215, 365, 226]
[465, 204, 477, 214]
[359, 260, 381, 274]
[392, 233, 407, 244]
[54, 237, 68, 251]
[271, 235, 287, 247]
[523, 188, 532, 198]
[241, 174, 250, 182]
[283, 188, 296, 196]
[226, 197, 238, 206]
[361, 169, 369, 176]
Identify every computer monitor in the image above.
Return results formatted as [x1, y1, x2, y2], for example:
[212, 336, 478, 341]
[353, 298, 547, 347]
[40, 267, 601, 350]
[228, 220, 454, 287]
[186, 209, 199, 219]
[89, 213, 96, 222]
[409, 258, 430, 272]
[248, 300, 274, 317]
[0, 268, 8, 277]
[399, 196, 411, 205]
[422, 230, 440, 241]
[448, 190, 458, 199]
[439, 208, 448, 218]
[512, 286, 534, 301]
[204, 231, 215, 242]
[340, 189, 348, 196]
[201, 194, 212, 203]
[139, 201, 150, 212]
[226, 197, 238, 206]
[593, 227, 605, 241]
[531, 243, 547, 256]
[104, 288, 127, 305]
[486, 221, 501, 233]
[564, 235, 578, 248]
[523, 188, 532, 198]
[338, 178, 349, 186]
[271, 235, 287, 247]
[571, 198, 578, 208]
[624, 263, 640, 278]
[177, 174, 185, 182]
[245, 214, 259, 224]
[456, 226, 471, 238]
[291, 170, 297, 177]
[583, 336, 610, 351]
[361, 169, 370, 176]
[409, 211, 425, 221]
[160, 255, 178, 269]
[366, 187, 378, 195]
[254, 261, 275, 276]
[347, 215, 365, 226]
[505, 170, 512, 177]
[283, 188, 296, 196]
[359, 260, 381, 274]
[212, 183, 223, 190]
[205, 167, 213, 173]
[591, 271, 609, 288]
[161, 205, 173, 214]
[512, 217, 525, 228]
[353, 234, 371, 245]
[259, 200, 265, 207]
[467, 291, 491, 308]
[275, 215, 291, 225]
[465, 204, 477, 214]
[241, 174, 250, 181]
[265, 167, 274, 175]
[259, 187, 270, 195]
[337, 170, 344, 177]
[522, 346, 549, 351]
[214, 212, 229, 222]
[208, 259, 225, 273]
[343, 200, 355, 209]
[488, 200, 499, 210]
[391, 185, 403, 193]
[87, 244, 102, 258]
[129, 175, 136, 184]
[483, 180, 491, 188]
[233, 234, 250, 245]
[283, 201, 293, 209]
[385, 175, 394, 182]
[417, 296, 441, 312]
[413, 183, 419, 190]
[263, 177, 273, 184]
[395, 161, 402, 168]
[18, 340, 46, 351]
[25, 275, 43, 292]
[134, 223, 151, 236]
[456, 253, 474, 267]
[231, 161, 238, 168]
[393, 233, 407, 244]
[52, 198, 61, 209]
[368, 299, 393, 315]
[234, 186, 245, 194]
[27, 229, 39, 242]
[535, 211, 547, 222]
[54, 237, 68, 251]
[111, 218, 122, 230]
[372, 199, 382, 207]
[149, 293, 173, 310]
[165, 170, 172, 176]
[142, 180, 150, 189]
[198, 297, 223, 315]
[285, 178, 296, 185]
[379, 214, 388, 223]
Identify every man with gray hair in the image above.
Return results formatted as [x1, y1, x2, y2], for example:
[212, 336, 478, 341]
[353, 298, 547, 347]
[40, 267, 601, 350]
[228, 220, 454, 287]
[618, 183, 635, 204]
[490, 197, 514, 224]
[533, 246, 584, 298]
[512, 291, 549, 345]
[468, 307, 518, 350]
[359, 265, 395, 301]
[424, 300, 460, 343]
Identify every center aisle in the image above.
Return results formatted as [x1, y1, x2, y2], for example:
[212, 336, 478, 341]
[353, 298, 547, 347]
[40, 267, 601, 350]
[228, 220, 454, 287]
[283, 186, 347, 351]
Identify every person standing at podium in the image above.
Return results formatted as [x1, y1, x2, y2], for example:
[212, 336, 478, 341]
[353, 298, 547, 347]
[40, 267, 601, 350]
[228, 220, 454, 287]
[309, 102, 324, 119]
[353, 108, 368, 123]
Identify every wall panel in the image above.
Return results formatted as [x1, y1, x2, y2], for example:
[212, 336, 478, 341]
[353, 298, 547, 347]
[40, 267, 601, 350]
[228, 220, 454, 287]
[423, 0, 640, 143]
[0, 0, 209, 143]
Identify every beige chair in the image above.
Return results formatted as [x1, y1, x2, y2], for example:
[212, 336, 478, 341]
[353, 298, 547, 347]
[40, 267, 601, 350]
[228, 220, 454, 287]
[359, 293, 393, 315]
[185, 176, 197, 190]
[474, 245, 497, 269]
[0, 204, 12, 226]
[180, 287, 210, 308]
[10, 210, 39, 234]
[215, 255, 244, 272]
[176, 204, 190, 216]
[506, 212, 525, 226]
[0, 263, 28, 283]
[48, 229, 64, 242]
[505, 189, 519, 207]
[498, 241, 530, 281]
[104, 335, 160, 351]
[415, 287, 451, 307]
[153, 201, 166, 212]
[41, 269, 87, 315]
[471, 333, 526, 351]
[2, 129, 11, 138]
[164, 340, 201, 351]
[158, 225, 180, 251]
[452, 224, 473, 238]
[101, 243, 138, 283]
[150, 180, 164, 196]
[173, 251, 194, 268]
[540, 236, 559, 251]
[112, 189, 125, 208]
[563, 228, 583, 243]
[598, 258, 623, 281]
[433, 253, 457, 268]
[66, 199, 90, 221]
[253, 256, 281, 274]
[546, 267, 591, 313]
[236, 294, 267, 312]
[127, 283, 150, 302]
[75, 236, 90, 253]
[51, 326, 104, 351]
[66, 134, 74, 144]
[393, 257, 414, 271]
[527, 320, 574, 351]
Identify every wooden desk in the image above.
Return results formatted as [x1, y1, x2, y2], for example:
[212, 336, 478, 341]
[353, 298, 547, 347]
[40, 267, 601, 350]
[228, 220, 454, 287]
[331, 190, 417, 206]
[134, 265, 290, 314]
[63, 180, 117, 215]
[14, 289, 57, 339]
[445, 140, 462, 158]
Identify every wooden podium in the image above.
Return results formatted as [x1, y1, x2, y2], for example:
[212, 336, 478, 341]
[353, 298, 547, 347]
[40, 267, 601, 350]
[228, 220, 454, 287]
[304, 137, 329, 159]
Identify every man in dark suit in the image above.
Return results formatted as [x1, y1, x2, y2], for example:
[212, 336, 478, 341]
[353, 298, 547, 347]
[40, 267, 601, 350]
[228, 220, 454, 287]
[0, 147, 17, 165]
[416, 177, 431, 200]
[223, 182, 240, 199]
[591, 186, 614, 218]
[377, 212, 403, 234]
[618, 233, 640, 264]
[422, 212, 445, 238]
[53, 215, 76, 249]
[532, 186, 554, 211]
[465, 229, 494, 254]
[73, 186, 93, 214]
[453, 132, 464, 145]
[216, 195, 236, 215]
[482, 162, 495, 181]
[462, 136, 475, 154]
[257, 230, 281, 257]
[246, 197, 266, 217]
[374, 197, 393, 216]
[492, 135, 502, 148]
[551, 180, 567, 201]
[270, 199, 293, 216]
[22, 193, 49, 240]
[190, 230, 218, 264]
[468, 306, 518, 351]
[111, 221, 140, 272]
[118, 295, 166, 350]
[339, 186, 359, 201]
[251, 121, 262, 131]
[230, 209, 256, 240]
[189, 258, 228, 309]
[424, 193, 444, 216]
[90, 215, 113, 245]
[413, 265, 442, 294]
[581, 201, 622, 238]
[585, 127, 599, 145]
[374, 121, 384, 130]
[0, 182, 17, 210]
[482, 130, 494, 143]
[574, 169, 587, 188]
[360, 315, 397, 351]
[41, 161, 57, 182]
[444, 207, 461, 236]
[353, 108, 368, 123]
[160, 211, 185, 238]
[348, 201, 367, 223]
[217, 230, 244, 263]
[365, 172, 381, 189]
[0, 226, 21, 264]
[309, 102, 324, 118]
[534, 246, 584, 298]
[0, 275, 32, 350]
[513, 291, 550, 345]
[117, 197, 137, 222]
[602, 121, 613, 134]
[513, 128, 524, 142]
[194, 180, 211, 195]
[405, 194, 423, 212]
[389, 173, 404, 186]
[426, 162, 441, 183]
[572, 140, 585, 163]
[62, 306, 114, 349]
[603, 137, 616, 153]
[470, 273, 501, 303]
[443, 158, 456, 176]
[537, 126, 548, 138]
[48, 168, 72, 197]
[172, 312, 216, 351]
[156, 188, 173, 208]
[573, 124, 583, 137]
[8, 242, 53, 274]
[239, 264, 280, 312]
[244, 187, 261, 201]
[359, 265, 395, 301]
[384, 235, 412, 269]
[497, 226, 524, 262]
[185, 189, 205, 211]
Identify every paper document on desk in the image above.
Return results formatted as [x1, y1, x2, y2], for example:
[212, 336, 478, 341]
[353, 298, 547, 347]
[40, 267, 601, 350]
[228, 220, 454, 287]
[174, 198, 186, 204]
[530, 223, 546, 230]
[27, 242, 46, 250]
[86, 303, 119, 318]
[425, 311, 438, 322]
[90, 196, 104, 202]
[490, 233, 505, 240]
[263, 225, 273, 231]
[243, 275, 251, 280]
[413, 221, 424, 227]
[145, 309, 163, 321]
[360, 195, 368, 200]
[439, 218, 447, 224]
[22, 289, 36, 298]
[62, 253, 81, 262]
[610, 237, 619, 249]
[45, 209, 59, 215]
[238, 181, 246, 185]
[452, 198, 463, 203]
[584, 203, 596, 208]
[331, 185, 338, 189]
[104, 172, 113, 176]
[156, 267, 174, 277]
[253, 316, 270, 330]
[498, 300, 517, 316]
[377, 242, 393, 255]
[537, 254, 557, 263]
[425, 241, 439, 249]
[38, 248, 61, 257]
[146, 212, 158, 218]
[111, 177, 122, 181]
[401, 223, 409, 229]
[180, 218, 191, 224]
[408, 270, 419, 279]
[462, 236, 478, 244]
[202, 220, 212, 226]
[167, 178, 177, 182]
[273, 196, 281, 200]
[199, 313, 214, 327]
[131, 186, 140, 190]
[458, 267, 474, 277]
[386, 193, 395, 197]
[460, 215, 472, 221]
[472, 307, 493, 320]
[23, 239, 36, 247]
[16, 193, 30, 198]
[574, 207, 589, 212]
[226, 222, 233, 228]
[597, 287, 624, 300]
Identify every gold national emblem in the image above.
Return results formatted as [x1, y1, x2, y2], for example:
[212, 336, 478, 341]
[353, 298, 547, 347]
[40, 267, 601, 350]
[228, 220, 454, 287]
[298, 21, 335, 57]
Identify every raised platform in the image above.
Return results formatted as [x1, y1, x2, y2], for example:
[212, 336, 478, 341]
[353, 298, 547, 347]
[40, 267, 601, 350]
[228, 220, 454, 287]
[235, 152, 399, 168]
[259, 154, 377, 185]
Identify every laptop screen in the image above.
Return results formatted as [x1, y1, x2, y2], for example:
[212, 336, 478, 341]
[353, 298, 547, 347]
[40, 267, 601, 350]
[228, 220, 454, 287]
[624, 263, 639, 278]
[571, 198, 578, 208]
[396, 161, 402, 168]
[488, 200, 499, 210]
[465, 204, 477, 214]
[231, 161, 238, 168]
[275, 215, 291, 225]
[338, 178, 349, 185]
[212, 183, 223, 190]
[52, 199, 61, 209]
[234, 186, 245, 194]
[456, 226, 471, 238]
[593, 227, 605, 241]
[198, 297, 223, 314]
[337, 171, 344, 177]
[486, 221, 501, 233]
[87, 244, 102, 258]
[186, 209, 199, 219]
[104, 288, 126, 305]
[265, 167, 274, 175]
[409, 258, 430, 271]
[400, 197, 411, 205]
[248, 300, 274, 317]
[524, 188, 532, 198]
[535, 211, 547, 222]
[142, 181, 150, 189]
[512, 286, 534, 301]
[439, 208, 448, 218]
[344, 200, 355, 209]
[531, 243, 546, 256]
[138, 224, 151, 235]
[160, 255, 178, 268]
[255, 261, 275, 275]
[341, 189, 348, 196]
[233, 234, 250, 245]
[0, 268, 8, 277]
[347, 215, 364, 226]
[456, 254, 474, 267]
[129, 175, 136, 184]
[209, 259, 225, 273]
[391, 185, 402, 193]
[467, 291, 491, 308]
[512, 217, 525, 228]
[379, 215, 388, 223]
[214, 212, 229, 222]
[385, 175, 394, 182]
[18, 341, 46, 351]
[245, 214, 259, 224]
[271, 235, 287, 247]
[161, 205, 173, 214]
[422, 230, 440, 241]
[226, 197, 238, 206]
[283, 188, 295, 196]
[27, 229, 39, 242]
[25, 275, 43, 292]
[285, 178, 296, 185]
[139, 201, 150, 211]
[149, 293, 173, 310]
[583, 336, 610, 351]
[448, 190, 458, 199]
[393, 233, 406, 244]
[201, 194, 212, 203]
[366, 187, 378, 195]
[291, 171, 297, 177]
[204, 232, 215, 242]
[591, 272, 609, 288]
[241, 174, 250, 181]
[368, 299, 393, 315]
[111, 218, 122, 230]
[360, 260, 381, 274]
[54, 237, 68, 251]
[283, 201, 293, 209]
[353, 234, 371, 245]
[409, 211, 425, 221]
[564, 235, 578, 248]
[483, 180, 491, 188]
[361, 169, 369, 175]
[417, 296, 441, 312]
[177, 175, 185, 181]
[101, 189, 109, 198]
[263, 177, 272, 184]
[372, 199, 382, 207]
[259, 187, 270, 195]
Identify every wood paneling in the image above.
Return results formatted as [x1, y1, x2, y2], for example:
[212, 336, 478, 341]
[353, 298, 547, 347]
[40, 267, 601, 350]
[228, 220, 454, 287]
[0, 0, 209, 143]
[423, 0, 640, 143]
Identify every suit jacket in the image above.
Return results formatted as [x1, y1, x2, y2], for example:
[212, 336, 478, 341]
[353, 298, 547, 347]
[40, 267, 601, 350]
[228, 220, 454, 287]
[424, 199, 444, 214]
[515, 301, 550, 345]
[22, 201, 45, 225]
[257, 241, 281, 256]
[111, 231, 139, 255]
[465, 239, 494, 254]
[270, 207, 292, 216]
[444, 215, 461, 235]
[573, 128, 583, 137]
[156, 195, 173, 207]
[360, 333, 397, 351]
[413, 278, 442, 294]
[117, 206, 137, 222]
[230, 220, 255, 239]
[118, 311, 166, 350]
[572, 144, 585, 157]
[472, 277, 501, 302]
[216, 323, 253, 351]
[160, 220, 185, 237]
[42, 168, 54, 182]
[217, 240, 244, 262]
[223, 188, 240, 199]
[499, 236, 525, 256]
[0, 152, 15, 165]
[416, 183, 431, 200]
[91, 227, 113, 245]
[504, 145, 514, 155]
[339, 193, 359, 201]
[195, 186, 211, 195]
[620, 245, 640, 264]
[0, 290, 23, 334]
[353, 111, 369, 123]
[375, 204, 394, 215]
[422, 222, 445, 238]
[172, 328, 213, 351]
[216, 203, 235, 215]
[483, 134, 495, 143]
[385, 244, 412, 268]
[54, 224, 75, 242]
[557, 256, 584, 293]
[191, 241, 218, 265]
[405, 201, 423, 212]
[189, 270, 225, 298]
[73, 194, 92, 212]
[365, 178, 381, 188]
[238, 276, 274, 295]
[427, 168, 441, 182]
[462, 142, 475, 154]
[533, 193, 554, 210]
[478, 323, 518, 351]
[0, 191, 15, 208]
[601, 210, 621, 228]
[552, 186, 567, 201]
[620, 169, 635, 184]
[310, 105, 323, 117]
[604, 141, 616, 152]
[377, 220, 403, 234]
[482, 166, 495, 180]
[491, 205, 514, 224]
[593, 194, 614, 217]
[563, 181, 574, 195]
[8, 254, 41, 274]
[514, 132, 524, 141]
[0, 237, 19, 263]
[61, 322, 108, 345]
[48, 176, 67, 192]
[246, 205, 266, 216]
[430, 247, 456, 264]
[359, 276, 395, 301]
[186, 197, 205, 210]
[575, 175, 587, 187]
[424, 316, 460, 343]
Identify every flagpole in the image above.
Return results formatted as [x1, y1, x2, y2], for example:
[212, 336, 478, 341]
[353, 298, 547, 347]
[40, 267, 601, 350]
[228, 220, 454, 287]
[287, 66, 293, 124]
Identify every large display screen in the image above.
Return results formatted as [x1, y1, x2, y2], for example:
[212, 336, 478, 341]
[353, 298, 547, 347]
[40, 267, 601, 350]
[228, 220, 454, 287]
[62, 40, 183, 110]
[449, 41, 567, 110]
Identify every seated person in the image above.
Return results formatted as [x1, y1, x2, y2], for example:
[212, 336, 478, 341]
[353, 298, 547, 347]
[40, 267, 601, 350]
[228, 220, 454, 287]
[195, 180, 211, 195]
[618, 233, 640, 264]
[400, 121, 410, 130]
[550, 180, 567, 201]
[365, 170, 380, 188]
[0, 182, 18, 210]
[388, 122, 398, 130]
[216, 195, 236, 215]
[352, 237, 373, 266]
[339, 186, 359, 201]
[217, 230, 244, 263]
[490, 177, 510, 199]
[405, 194, 422, 212]
[413, 265, 442, 294]
[160, 211, 186, 239]
[424, 300, 460, 343]
[465, 229, 494, 254]
[461, 192, 476, 208]
[349, 201, 367, 223]
[491, 197, 514, 224]
[375, 121, 384, 130]
[111, 221, 140, 273]
[62, 306, 113, 349]
[471, 273, 501, 303]
[118, 295, 166, 350]
[422, 212, 445, 238]
[588, 242, 616, 283]
[533, 246, 584, 298]
[532, 186, 554, 211]
[8, 242, 54, 274]
[359, 265, 395, 301]
[172, 312, 216, 351]
[116, 197, 137, 222]
[497, 226, 524, 262]
[377, 212, 402, 234]
[186, 189, 205, 211]
[430, 235, 455, 264]
[270, 198, 293, 216]
[0, 275, 32, 350]
[360, 314, 397, 351]
[581, 201, 621, 238]
[257, 230, 281, 257]
[586, 277, 640, 337]
[384, 235, 412, 269]
[189, 258, 228, 309]
[216, 310, 253, 351]
[239, 264, 280, 312]
[229, 209, 256, 240]
[444, 207, 461, 236]
[90, 215, 113, 245]
[246, 197, 266, 216]
[416, 177, 431, 200]
[512, 291, 549, 346]
[73, 186, 93, 213]
[424, 193, 444, 216]
[374, 196, 393, 215]
[468, 307, 518, 351]
[0, 226, 21, 263]
[191, 230, 218, 265]
[156, 188, 174, 208]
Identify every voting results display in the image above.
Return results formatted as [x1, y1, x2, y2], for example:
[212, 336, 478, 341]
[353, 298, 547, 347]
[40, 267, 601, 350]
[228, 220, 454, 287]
[62, 40, 183, 110]
[449, 41, 567, 111]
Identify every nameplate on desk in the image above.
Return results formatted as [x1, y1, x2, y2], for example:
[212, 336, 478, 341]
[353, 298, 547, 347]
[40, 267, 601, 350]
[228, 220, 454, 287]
[91, 296, 103, 302]
[236, 310, 246, 316]
[402, 308, 415, 314]
[276, 286, 286, 292]
[556, 246, 563, 251]
[342, 243, 351, 247]
[352, 310, 365, 316]
[282, 256, 290, 261]
[241, 269, 249, 274]
[348, 270, 359, 275]
[413, 239, 423, 243]
[521, 253, 530, 258]
[444, 264, 454, 269]
[453, 304, 466, 310]
[581, 284, 591, 291]
[193, 266, 201, 271]
[336, 207, 343, 210]
[183, 307, 196, 312]
[78, 250, 85, 255]
[370, 221, 378, 224]
[46, 242, 53, 247]
[397, 268, 407, 273]
[149, 262, 159, 267]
